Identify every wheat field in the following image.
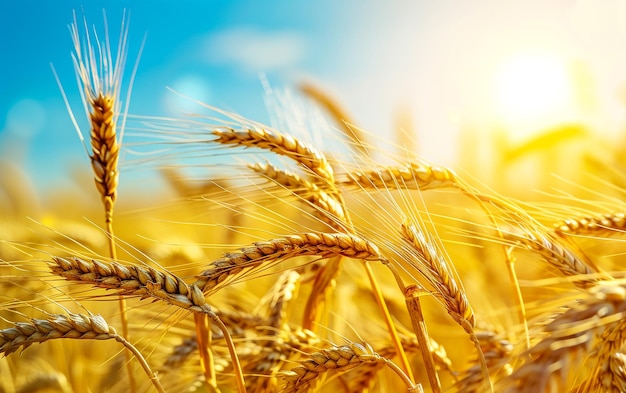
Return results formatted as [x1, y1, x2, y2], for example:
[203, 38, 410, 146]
[3, 12, 626, 393]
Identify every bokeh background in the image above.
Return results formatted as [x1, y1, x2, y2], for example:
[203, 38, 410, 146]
[3, 0, 626, 201]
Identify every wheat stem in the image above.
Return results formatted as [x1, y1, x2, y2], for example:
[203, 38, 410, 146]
[362, 260, 415, 382]
[194, 313, 218, 391]
[405, 285, 441, 393]
[208, 312, 247, 393]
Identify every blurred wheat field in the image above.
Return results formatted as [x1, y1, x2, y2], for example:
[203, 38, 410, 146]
[3, 12, 626, 393]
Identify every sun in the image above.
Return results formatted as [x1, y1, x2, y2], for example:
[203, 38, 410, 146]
[493, 52, 574, 141]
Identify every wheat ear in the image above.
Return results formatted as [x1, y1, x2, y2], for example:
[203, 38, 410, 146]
[508, 229, 598, 286]
[401, 219, 475, 329]
[50, 256, 247, 393]
[250, 162, 347, 231]
[577, 285, 626, 392]
[267, 270, 301, 329]
[281, 341, 421, 393]
[555, 211, 626, 237]
[401, 219, 492, 391]
[501, 283, 626, 392]
[212, 126, 335, 186]
[341, 332, 454, 393]
[583, 351, 626, 393]
[339, 162, 458, 191]
[193, 232, 386, 293]
[0, 313, 165, 393]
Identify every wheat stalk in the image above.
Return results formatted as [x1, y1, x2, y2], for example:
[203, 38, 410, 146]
[161, 308, 265, 371]
[454, 330, 514, 392]
[0, 313, 165, 393]
[405, 285, 441, 393]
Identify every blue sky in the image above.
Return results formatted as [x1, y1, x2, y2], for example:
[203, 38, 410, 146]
[3, 1, 626, 196]
[0, 0, 363, 192]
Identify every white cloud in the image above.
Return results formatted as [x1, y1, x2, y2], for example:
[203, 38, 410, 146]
[204, 27, 306, 73]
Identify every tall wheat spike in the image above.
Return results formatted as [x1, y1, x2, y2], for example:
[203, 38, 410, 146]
[58, 12, 142, 392]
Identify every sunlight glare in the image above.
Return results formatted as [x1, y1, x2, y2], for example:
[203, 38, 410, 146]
[493, 52, 574, 141]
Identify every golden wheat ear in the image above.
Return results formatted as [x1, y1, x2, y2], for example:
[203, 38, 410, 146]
[0, 313, 166, 393]
[68, 10, 144, 222]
